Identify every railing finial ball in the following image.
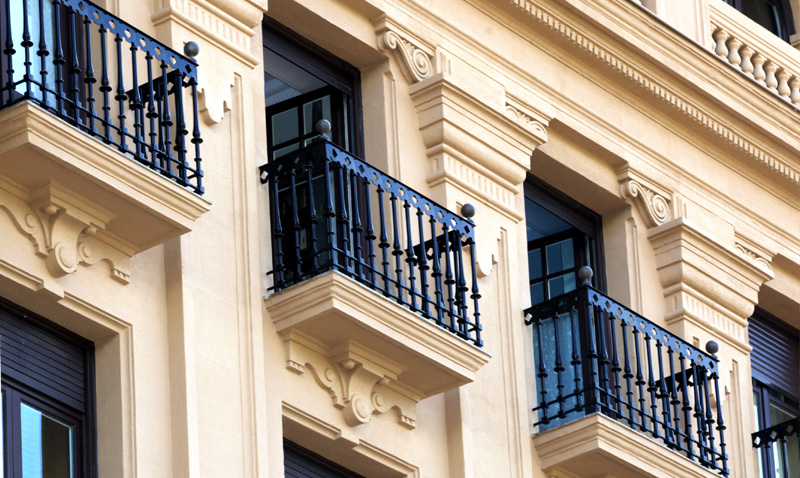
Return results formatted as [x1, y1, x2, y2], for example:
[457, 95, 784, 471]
[578, 266, 593, 286]
[184, 41, 199, 58]
[316, 119, 332, 139]
[705, 340, 719, 355]
[461, 203, 475, 219]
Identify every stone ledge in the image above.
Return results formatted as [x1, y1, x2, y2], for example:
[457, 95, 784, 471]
[533, 414, 721, 478]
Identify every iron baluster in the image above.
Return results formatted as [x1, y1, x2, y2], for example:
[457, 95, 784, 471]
[608, 312, 623, 417]
[632, 327, 647, 432]
[349, 173, 362, 279]
[569, 307, 582, 412]
[190, 78, 203, 194]
[429, 215, 444, 326]
[68, 6, 81, 124]
[454, 233, 469, 334]
[363, 177, 377, 287]
[678, 355, 694, 458]
[159, 60, 172, 172]
[114, 34, 127, 151]
[335, 162, 350, 274]
[145, 52, 157, 168]
[667, 346, 683, 451]
[468, 238, 481, 346]
[403, 201, 417, 312]
[98, 25, 111, 142]
[289, 167, 302, 280]
[376, 186, 391, 296]
[416, 208, 430, 319]
[620, 320, 635, 428]
[306, 163, 319, 275]
[535, 317, 549, 425]
[83, 15, 96, 133]
[21, 0, 32, 98]
[596, 307, 610, 411]
[552, 313, 565, 418]
[711, 355, 728, 476]
[441, 224, 456, 331]
[37, 0, 48, 108]
[322, 159, 336, 272]
[584, 293, 600, 414]
[656, 340, 673, 445]
[173, 73, 188, 184]
[129, 43, 144, 161]
[645, 332, 660, 438]
[270, 177, 285, 289]
[691, 360, 708, 464]
[53, 3, 64, 110]
[390, 192, 404, 304]
[4, 0, 15, 105]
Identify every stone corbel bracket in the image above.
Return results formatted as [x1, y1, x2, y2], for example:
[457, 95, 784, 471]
[282, 330, 419, 429]
[375, 18, 435, 84]
[0, 180, 133, 283]
[618, 167, 672, 227]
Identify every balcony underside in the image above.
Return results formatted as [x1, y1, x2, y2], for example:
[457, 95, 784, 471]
[533, 414, 721, 478]
[266, 271, 490, 428]
[0, 102, 209, 252]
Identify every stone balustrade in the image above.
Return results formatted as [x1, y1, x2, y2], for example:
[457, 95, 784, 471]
[710, 0, 800, 106]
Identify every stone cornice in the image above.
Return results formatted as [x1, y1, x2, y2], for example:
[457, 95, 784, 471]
[506, 0, 800, 188]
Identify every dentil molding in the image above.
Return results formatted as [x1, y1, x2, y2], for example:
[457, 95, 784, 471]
[0, 179, 132, 283]
[282, 330, 418, 429]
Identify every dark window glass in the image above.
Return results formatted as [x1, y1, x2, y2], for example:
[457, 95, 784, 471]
[284, 440, 365, 478]
[728, 0, 794, 41]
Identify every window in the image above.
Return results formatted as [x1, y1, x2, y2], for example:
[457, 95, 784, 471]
[725, 0, 795, 41]
[262, 18, 362, 160]
[750, 308, 800, 478]
[525, 178, 604, 428]
[0, 298, 96, 478]
[284, 440, 365, 478]
[525, 177, 604, 306]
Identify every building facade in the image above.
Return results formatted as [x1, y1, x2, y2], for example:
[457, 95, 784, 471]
[0, 0, 798, 477]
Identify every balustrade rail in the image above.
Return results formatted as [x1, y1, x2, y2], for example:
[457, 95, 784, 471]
[525, 271, 728, 476]
[753, 417, 800, 478]
[259, 135, 482, 348]
[0, 0, 203, 195]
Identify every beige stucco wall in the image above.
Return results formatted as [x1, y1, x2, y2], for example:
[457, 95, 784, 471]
[0, 0, 798, 477]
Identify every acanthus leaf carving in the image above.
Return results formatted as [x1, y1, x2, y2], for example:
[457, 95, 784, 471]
[282, 330, 418, 429]
[377, 28, 433, 84]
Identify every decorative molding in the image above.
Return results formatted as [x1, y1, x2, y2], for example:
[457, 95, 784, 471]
[375, 19, 434, 84]
[503, 98, 549, 142]
[508, 0, 800, 186]
[282, 330, 418, 429]
[733, 235, 774, 275]
[619, 175, 671, 228]
[0, 180, 132, 283]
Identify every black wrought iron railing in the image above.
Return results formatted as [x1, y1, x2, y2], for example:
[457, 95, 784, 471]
[753, 417, 800, 478]
[0, 0, 203, 195]
[259, 131, 482, 348]
[525, 268, 728, 476]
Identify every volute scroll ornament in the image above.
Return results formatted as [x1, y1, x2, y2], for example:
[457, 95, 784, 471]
[619, 175, 671, 227]
[377, 29, 433, 84]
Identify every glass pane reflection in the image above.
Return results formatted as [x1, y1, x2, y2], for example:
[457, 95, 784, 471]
[20, 404, 73, 478]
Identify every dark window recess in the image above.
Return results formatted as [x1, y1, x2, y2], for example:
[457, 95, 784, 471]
[263, 18, 363, 160]
[284, 440, 365, 478]
[725, 0, 795, 41]
[524, 177, 605, 307]
[750, 308, 800, 478]
[0, 297, 96, 478]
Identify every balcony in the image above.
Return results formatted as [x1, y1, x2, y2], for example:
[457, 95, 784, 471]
[0, 0, 208, 282]
[260, 132, 489, 428]
[526, 268, 728, 478]
[753, 417, 799, 478]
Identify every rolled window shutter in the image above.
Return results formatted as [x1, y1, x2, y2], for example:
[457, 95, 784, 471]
[0, 301, 90, 412]
[749, 308, 800, 399]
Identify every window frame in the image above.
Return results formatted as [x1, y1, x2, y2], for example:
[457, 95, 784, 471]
[0, 297, 97, 478]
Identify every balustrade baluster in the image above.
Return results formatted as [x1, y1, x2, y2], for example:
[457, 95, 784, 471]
[442, 224, 456, 330]
[726, 37, 742, 69]
[620, 320, 635, 428]
[323, 160, 336, 272]
[130, 44, 144, 161]
[645, 332, 660, 438]
[455, 233, 469, 333]
[363, 178, 377, 288]
[740, 45, 754, 77]
[390, 193, 404, 303]
[712, 28, 729, 59]
[569, 307, 582, 412]
[335, 163, 351, 274]
[174, 74, 188, 184]
[552, 313, 565, 418]
[596, 308, 611, 411]
[752, 53, 767, 84]
[678, 355, 693, 457]
[764, 60, 779, 90]
[417, 208, 430, 318]
[350, 173, 363, 279]
[114, 34, 127, 151]
[159, 60, 172, 171]
[306, 163, 319, 275]
[777, 68, 791, 98]
[99, 26, 111, 142]
[68, 6, 81, 123]
[144, 52, 157, 168]
[83, 16, 96, 133]
[403, 201, 417, 311]
[701, 371, 717, 467]
[53, 2, 64, 109]
[691, 361, 707, 463]
[790, 77, 800, 105]
[656, 341, 673, 445]
[667, 347, 683, 451]
[21, 0, 32, 98]
[468, 238, 480, 346]
[608, 313, 623, 417]
[37, 0, 48, 107]
[429, 216, 444, 326]
[377, 186, 392, 296]
[535, 318, 549, 425]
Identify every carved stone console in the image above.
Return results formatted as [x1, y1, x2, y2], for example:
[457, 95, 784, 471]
[265, 272, 490, 428]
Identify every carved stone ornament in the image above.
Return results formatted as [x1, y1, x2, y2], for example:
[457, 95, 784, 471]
[619, 174, 671, 227]
[734, 241, 773, 275]
[282, 330, 418, 429]
[377, 29, 433, 84]
[0, 180, 132, 283]
[504, 102, 549, 142]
